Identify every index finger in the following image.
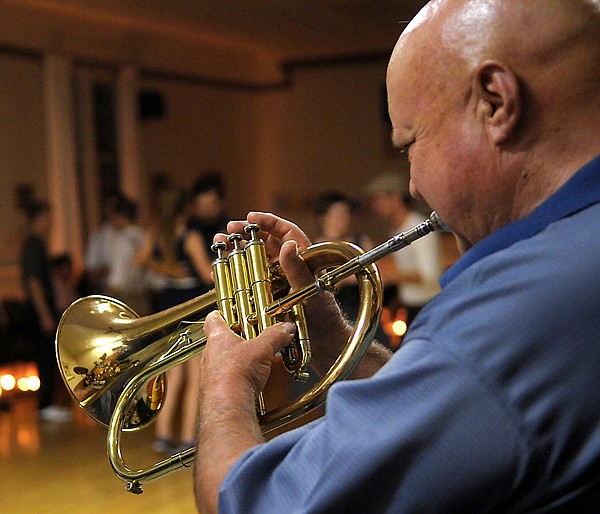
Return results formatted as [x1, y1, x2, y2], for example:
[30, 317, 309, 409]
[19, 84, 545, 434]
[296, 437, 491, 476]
[245, 211, 312, 252]
[220, 212, 312, 261]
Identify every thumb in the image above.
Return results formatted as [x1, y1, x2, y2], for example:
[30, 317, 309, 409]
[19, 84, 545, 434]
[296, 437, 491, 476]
[279, 240, 314, 290]
[203, 310, 235, 339]
[256, 321, 297, 356]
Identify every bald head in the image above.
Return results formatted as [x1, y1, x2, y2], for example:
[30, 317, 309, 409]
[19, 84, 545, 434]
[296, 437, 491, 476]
[387, 0, 600, 244]
[428, 0, 599, 64]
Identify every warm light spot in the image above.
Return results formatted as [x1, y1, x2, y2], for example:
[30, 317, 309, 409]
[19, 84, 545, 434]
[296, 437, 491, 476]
[17, 426, 40, 453]
[27, 375, 41, 391]
[96, 301, 113, 314]
[0, 374, 16, 391]
[391, 319, 408, 337]
[17, 377, 30, 391]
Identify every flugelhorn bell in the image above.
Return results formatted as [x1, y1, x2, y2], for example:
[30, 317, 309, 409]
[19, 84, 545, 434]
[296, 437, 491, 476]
[56, 291, 217, 430]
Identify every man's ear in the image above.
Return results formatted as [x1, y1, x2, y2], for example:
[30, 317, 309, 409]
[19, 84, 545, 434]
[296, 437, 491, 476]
[473, 60, 521, 144]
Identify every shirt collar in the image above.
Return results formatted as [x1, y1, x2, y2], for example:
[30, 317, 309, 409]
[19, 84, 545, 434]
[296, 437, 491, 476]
[440, 154, 600, 287]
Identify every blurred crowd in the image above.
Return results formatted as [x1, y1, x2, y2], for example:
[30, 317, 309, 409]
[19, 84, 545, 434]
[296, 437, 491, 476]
[13, 169, 445, 452]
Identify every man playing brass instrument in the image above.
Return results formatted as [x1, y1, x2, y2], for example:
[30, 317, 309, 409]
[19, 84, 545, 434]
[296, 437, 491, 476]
[195, 0, 600, 512]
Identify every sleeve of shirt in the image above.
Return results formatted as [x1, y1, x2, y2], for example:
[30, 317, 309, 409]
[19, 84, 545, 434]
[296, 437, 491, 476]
[106, 237, 132, 290]
[415, 231, 442, 283]
[106, 228, 145, 291]
[218, 338, 528, 514]
[85, 232, 103, 269]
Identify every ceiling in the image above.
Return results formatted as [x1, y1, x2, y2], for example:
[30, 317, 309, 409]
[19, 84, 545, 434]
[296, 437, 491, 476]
[129, 0, 428, 58]
[0, 0, 429, 82]
[2, 0, 427, 57]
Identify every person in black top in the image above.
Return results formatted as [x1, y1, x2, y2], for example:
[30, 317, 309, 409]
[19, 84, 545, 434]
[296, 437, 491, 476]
[20, 200, 71, 423]
[187, 171, 228, 260]
[137, 186, 214, 454]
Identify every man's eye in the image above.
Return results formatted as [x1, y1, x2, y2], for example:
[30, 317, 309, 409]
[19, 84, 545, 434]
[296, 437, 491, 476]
[400, 142, 413, 154]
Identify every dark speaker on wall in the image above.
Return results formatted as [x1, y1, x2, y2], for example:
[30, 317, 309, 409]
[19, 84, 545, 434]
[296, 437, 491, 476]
[139, 90, 165, 119]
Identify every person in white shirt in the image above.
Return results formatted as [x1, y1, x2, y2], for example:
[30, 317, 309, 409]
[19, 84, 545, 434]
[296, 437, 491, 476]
[105, 195, 151, 316]
[367, 172, 442, 327]
[83, 192, 122, 295]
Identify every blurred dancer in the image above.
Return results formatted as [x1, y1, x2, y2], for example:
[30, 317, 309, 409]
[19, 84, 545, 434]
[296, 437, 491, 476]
[83, 192, 120, 295]
[137, 187, 212, 454]
[313, 190, 373, 322]
[105, 195, 151, 316]
[367, 172, 442, 327]
[20, 201, 71, 423]
[188, 172, 228, 256]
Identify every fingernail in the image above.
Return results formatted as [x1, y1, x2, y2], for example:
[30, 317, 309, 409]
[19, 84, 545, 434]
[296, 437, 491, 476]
[281, 322, 296, 335]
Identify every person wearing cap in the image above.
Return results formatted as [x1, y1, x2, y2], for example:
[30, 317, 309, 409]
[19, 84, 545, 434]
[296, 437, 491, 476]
[366, 172, 442, 328]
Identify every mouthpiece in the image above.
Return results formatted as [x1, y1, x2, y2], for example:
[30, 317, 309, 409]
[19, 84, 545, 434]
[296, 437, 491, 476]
[356, 211, 449, 268]
[265, 211, 450, 317]
[429, 211, 450, 233]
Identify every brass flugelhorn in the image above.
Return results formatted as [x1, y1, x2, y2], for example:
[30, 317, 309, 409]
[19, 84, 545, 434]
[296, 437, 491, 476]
[55, 211, 446, 494]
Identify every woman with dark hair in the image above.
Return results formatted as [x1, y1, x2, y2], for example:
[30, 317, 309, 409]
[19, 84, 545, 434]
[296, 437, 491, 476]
[136, 187, 213, 455]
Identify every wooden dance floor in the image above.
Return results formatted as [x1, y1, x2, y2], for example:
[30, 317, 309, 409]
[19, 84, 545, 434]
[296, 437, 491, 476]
[0, 393, 197, 514]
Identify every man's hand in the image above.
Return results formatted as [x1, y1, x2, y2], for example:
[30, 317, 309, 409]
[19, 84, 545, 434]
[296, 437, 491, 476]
[195, 212, 392, 512]
[217, 212, 391, 377]
[195, 311, 297, 514]
[215, 212, 354, 374]
[200, 310, 297, 402]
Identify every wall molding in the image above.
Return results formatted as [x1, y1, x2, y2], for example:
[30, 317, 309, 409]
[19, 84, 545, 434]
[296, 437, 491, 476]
[0, 41, 389, 92]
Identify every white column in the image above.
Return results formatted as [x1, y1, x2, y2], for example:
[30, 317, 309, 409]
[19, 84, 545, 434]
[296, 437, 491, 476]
[43, 53, 84, 268]
[115, 65, 147, 221]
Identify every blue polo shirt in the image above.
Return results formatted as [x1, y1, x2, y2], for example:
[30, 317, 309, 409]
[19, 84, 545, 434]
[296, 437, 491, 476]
[219, 155, 600, 513]
[441, 154, 600, 287]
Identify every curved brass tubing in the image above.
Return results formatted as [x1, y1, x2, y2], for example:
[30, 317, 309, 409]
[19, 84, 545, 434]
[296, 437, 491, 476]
[55, 212, 445, 493]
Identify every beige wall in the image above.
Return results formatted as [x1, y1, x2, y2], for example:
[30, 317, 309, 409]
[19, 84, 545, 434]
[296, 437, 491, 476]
[0, 54, 47, 298]
[253, 63, 407, 231]
[139, 60, 409, 234]
[0, 52, 411, 299]
[138, 77, 262, 220]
